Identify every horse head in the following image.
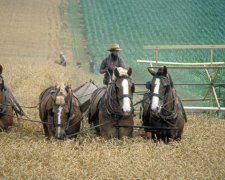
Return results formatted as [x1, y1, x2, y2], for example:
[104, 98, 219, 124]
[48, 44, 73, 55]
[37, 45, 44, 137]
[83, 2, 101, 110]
[50, 82, 72, 139]
[111, 67, 135, 116]
[149, 66, 173, 115]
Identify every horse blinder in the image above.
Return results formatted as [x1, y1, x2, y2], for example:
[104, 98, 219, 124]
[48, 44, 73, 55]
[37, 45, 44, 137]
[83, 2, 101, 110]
[0, 76, 4, 91]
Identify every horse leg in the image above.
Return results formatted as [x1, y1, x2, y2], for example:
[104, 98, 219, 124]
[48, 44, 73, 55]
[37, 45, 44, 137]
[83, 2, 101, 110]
[40, 111, 49, 137]
[92, 114, 101, 136]
[0, 118, 12, 131]
[39, 105, 49, 137]
[88, 106, 101, 136]
[141, 115, 153, 140]
[66, 119, 81, 138]
[174, 111, 185, 140]
[98, 111, 116, 139]
[66, 110, 82, 137]
[0, 120, 4, 131]
[0, 108, 13, 131]
[47, 115, 54, 138]
[42, 119, 49, 137]
[5, 108, 13, 130]
[118, 116, 134, 138]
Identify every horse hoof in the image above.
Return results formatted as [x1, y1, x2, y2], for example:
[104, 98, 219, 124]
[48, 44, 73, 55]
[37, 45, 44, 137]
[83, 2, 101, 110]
[141, 132, 152, 140]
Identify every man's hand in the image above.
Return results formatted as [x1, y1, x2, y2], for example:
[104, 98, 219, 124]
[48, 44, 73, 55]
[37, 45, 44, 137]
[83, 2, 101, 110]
[100, 67, 108, 74]
[109, 65, 117, 71]
[103, 67, 108, 73]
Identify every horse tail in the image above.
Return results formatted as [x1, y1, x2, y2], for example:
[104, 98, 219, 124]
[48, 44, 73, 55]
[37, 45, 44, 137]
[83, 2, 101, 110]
[177, 96, 187, 122]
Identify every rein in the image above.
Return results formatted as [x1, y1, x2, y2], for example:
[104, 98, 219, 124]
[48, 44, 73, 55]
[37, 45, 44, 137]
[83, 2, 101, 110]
[159, 87, 178, 120]
[106, 82, 122, 116]
[0, 102, 39, 109]
[0, 111, 48, 124]
[66, 120, 111, 138]
[149, 79, 178, 123]
[104, 79, 133, 118]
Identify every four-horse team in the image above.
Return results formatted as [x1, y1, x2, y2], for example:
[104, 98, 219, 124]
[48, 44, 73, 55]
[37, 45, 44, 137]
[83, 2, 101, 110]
[0, 44, 188, 142]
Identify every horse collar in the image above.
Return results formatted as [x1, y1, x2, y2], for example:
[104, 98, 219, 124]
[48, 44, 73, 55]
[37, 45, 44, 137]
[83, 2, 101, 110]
[0, 89, 8, 111]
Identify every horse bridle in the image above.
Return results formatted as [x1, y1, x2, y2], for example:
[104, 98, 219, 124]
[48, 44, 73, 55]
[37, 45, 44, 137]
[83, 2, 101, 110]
[52, 88, 73, 130]
[0, 75, 4, 91]
[105, 77, 134, 118]
[150, 75, 177, 119]
[115, 77, 134, 100]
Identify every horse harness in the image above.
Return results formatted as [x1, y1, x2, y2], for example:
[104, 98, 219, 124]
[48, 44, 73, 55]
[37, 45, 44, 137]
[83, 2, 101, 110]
[0, 76, 24, 117]
[0, 89, 8, 117]
[100, 77, 134, 121]
[44, 88, 79, 130]
[149, 75, 178, 126]
[0, 76, 12, 117]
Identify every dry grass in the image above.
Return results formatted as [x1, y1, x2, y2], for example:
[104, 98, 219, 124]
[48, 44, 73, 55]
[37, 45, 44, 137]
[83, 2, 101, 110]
[0, 0, 225, 179]
[1, 114, 225, 179]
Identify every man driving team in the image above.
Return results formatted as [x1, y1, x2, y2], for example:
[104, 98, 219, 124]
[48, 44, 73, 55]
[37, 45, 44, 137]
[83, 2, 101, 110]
[99, 43, 126, 85]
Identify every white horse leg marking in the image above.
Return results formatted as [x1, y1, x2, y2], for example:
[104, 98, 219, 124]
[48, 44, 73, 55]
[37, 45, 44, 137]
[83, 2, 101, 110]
[122, 79, 131, 112]
[151, 78, 160, 111]
[57, 106, 63, 138]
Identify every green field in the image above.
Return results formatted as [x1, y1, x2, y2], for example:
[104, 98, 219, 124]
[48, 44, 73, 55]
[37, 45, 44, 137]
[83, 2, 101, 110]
[79, 0, 225, 62]
[69, 0, 225, 110]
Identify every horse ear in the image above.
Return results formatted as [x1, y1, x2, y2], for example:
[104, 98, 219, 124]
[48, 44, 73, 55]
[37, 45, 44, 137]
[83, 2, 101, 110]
[163, 66, 167, 75]
[50, 91, 56, 101]
[66, 82, 71, 89]
[55, 82, 59, 89]
[147, 67, 156, 76]
[114, 68, 120, 78]
[67, 86, 72, 94]
[131, 82, 135, 93]
[0, 65, 3, 75]
[127, 68, 132, 76]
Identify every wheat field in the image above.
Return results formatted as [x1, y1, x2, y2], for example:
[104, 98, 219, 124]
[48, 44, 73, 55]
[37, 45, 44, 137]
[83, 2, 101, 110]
[0, 0, 225, 179]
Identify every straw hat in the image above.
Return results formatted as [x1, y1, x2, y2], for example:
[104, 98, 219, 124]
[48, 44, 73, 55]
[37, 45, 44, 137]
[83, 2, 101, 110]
[108, 43, 122, 51]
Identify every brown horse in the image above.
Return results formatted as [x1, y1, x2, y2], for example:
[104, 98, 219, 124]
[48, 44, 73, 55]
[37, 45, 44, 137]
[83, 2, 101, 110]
[0, 65, 24, 131]
[141, 66, 187, 142]
[39, 83, 82, 139]
[88, 67, 135, 139]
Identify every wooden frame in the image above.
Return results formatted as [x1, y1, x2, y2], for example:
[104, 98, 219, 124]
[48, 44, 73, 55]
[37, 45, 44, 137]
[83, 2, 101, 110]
[137, 45, 225, 111]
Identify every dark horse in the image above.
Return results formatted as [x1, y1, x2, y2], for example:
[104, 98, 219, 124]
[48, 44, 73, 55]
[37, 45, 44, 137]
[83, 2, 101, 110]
[39, 83, 82, 139]
[0, 65, 24, 131]
[88, 67, 135, 139]
[141, 66, 187, 142]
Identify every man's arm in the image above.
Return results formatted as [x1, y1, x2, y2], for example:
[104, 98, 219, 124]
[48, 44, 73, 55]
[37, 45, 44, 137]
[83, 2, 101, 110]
[118, 58, 126, 68]
[99, 58, 107, 74]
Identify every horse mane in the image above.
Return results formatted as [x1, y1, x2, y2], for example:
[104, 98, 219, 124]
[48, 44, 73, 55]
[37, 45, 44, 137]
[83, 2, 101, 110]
[156, 66, 167, 77]
[57, 83, 66, 94]
[112, 67, 129, 80]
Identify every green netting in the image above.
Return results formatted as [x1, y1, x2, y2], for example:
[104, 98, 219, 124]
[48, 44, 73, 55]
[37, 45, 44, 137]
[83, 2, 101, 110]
[68, 0, 225, 113]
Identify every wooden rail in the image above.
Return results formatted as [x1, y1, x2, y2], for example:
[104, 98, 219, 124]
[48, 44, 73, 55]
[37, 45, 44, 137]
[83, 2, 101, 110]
[144, 45, 225, 49]
[184, 107, 225, 111]
[137, 60, 225, 65]
[147, 66, 225, 69]
[137, 44, 225, 112]
[182, 98, 223, 102]
[142, 44, 225, 64]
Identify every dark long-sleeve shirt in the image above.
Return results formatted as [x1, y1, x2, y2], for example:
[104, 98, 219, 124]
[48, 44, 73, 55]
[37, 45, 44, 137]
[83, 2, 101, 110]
[100, 54, 126, 75]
